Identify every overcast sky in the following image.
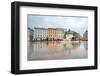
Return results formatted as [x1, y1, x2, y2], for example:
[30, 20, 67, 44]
[28, 15, 88, 36]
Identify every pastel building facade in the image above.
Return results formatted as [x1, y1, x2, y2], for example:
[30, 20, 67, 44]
[65, 29, 81, 41]
[66, 34, 74, 41]
[65, 29, 75, 41]
[28, 27, 65, 41]
[48, 28, 64, 40]
[48, 28, 56, 40]
[55, 28, 64, 40]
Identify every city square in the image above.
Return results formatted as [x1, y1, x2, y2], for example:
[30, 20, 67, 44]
[27, 15, 88, 61]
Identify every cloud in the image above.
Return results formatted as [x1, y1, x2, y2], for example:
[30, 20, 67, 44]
[28, 15, 88, 36]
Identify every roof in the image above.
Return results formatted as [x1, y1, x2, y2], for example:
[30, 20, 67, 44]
[28, 27, 34, 31]
[34, 27, 48, 30]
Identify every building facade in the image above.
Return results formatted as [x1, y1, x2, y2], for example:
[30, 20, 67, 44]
[28, 27, 34, 41]
[48, 28, 56, 40]
[65, 29, 81, 41]
[48, 28, 64, 41]
[64, 29, 74, 41]
[33, 27, 48, 41]
[66, 34, 74, 41]
[55, 28, 64, 40]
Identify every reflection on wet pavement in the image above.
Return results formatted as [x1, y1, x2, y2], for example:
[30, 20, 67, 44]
[28, 41, 88, 61]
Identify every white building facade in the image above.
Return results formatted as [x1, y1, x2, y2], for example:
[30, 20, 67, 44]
[33, 27, 48, 41]
[28, 27, 34, 41]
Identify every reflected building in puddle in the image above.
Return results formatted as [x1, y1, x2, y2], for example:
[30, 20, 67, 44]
[28, 41, 88, 61]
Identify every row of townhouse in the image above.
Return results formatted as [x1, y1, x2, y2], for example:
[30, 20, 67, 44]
[28, 27, 64, 41]
[33, 27, 48, 41]
[28, 27, 34, 41]
[48, 28, 64, 40]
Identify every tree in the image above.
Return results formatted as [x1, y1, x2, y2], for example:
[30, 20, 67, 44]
[73, 32, 77, 36]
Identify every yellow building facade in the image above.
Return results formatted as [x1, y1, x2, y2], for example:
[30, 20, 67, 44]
[48, 28, 56, 40]
[48, 28, 64, 40]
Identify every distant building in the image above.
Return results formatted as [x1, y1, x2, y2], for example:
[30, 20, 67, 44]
[33, 27, 48, 41]
[66, 34, 74, 41]
[48, 28, 64, 40]
[48, 28, 56, 40]
[65, 29, 81, 41]
[65, 29, 74, 41]
[83, 30, 88, 41]
[55, 28, 64, 40]
[28, 27, 34, 41]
